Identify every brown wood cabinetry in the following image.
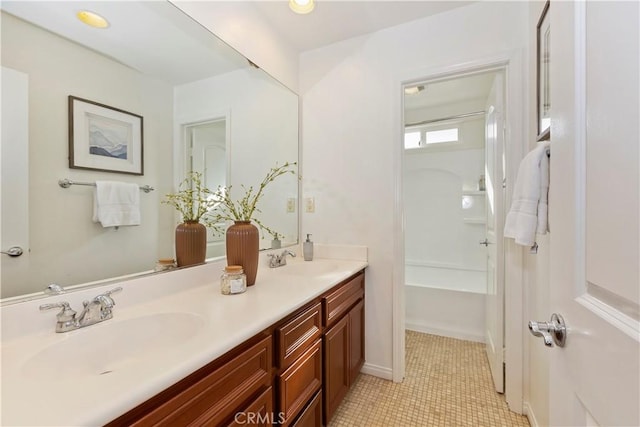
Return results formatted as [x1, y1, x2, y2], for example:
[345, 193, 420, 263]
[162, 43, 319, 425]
[322, 272, 365, 425]
[276, 302, 322, 370]
[277, 339, 322, 426]
[323, 315, 350, 423]
[107, 335, 272, 427]
[323, 273, 364, 327]
[348, 299, 365, 385]
[227, 387, 274, 426]
[291, 391, 322, 427]
[107, 269, 365, 427]
[275, 301, 323, 426]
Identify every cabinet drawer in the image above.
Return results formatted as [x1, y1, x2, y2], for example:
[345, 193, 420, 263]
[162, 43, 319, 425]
[278, 339, 322, 426]
[323, 272, 364, 326]
[276, 302, 322, 370]
[291, 390, 322, 427]
[130, 336, 272, 426]
[227, 386, 274, 426]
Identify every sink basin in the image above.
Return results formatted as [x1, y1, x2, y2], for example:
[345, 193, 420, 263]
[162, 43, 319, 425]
[281, 262, 342, 277]
[22, 312, 204, 380]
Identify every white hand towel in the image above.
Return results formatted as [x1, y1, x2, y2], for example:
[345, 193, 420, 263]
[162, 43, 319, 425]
[504, 142, 550, 246]
[93, 181, 141, 228]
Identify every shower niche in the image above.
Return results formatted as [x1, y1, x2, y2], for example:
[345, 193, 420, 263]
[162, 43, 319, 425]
[462, 190, 486, 224]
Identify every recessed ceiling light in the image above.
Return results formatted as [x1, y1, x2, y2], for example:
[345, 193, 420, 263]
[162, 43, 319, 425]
[289, 0, 315, 15]
[76, 10, 109, 29]
[404, 85, 425, 95]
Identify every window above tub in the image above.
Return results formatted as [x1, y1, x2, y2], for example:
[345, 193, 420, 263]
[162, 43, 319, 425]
[404, 124, 461, 150]
[403, 115, 485, 153]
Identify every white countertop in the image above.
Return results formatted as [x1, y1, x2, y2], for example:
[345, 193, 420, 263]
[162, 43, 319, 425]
[1, 248, 367, 426]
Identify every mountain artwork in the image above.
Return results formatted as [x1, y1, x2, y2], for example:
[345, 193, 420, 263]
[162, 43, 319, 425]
[87, 114, 130, 160]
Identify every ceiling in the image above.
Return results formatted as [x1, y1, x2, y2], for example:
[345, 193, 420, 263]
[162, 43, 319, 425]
[251, 1, 475, 53]
[1, 1, 476, 86]
[404, 72, 497, 112]
[1, 1, 249, 85]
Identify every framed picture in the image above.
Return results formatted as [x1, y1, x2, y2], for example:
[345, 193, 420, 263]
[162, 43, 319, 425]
[536, 0, 551, 141]
[68, 96, 143, 175]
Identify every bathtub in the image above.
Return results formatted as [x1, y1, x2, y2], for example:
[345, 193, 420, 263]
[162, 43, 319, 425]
[405, 264, 486, 343]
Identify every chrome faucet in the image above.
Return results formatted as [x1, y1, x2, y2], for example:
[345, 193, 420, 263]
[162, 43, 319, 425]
[267, 250, 296, 268]
[39, 287, 122, 333]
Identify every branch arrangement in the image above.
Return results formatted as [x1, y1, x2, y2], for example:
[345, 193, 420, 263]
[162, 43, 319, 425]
[163, 162, 298, 238]
[162, 170, 216, 223]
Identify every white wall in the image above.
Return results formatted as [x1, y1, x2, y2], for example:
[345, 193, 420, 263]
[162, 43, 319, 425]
[1, 13, 175, 298]
[300, 1, 528, 378]
[170, 1, 299, 92]
[174, 68, 299, 248]
[523, 1, 551, 426]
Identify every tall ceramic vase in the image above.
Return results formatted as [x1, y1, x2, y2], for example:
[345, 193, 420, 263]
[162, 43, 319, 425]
[175, 221, 207, 267]
[226, 221, 259, 286]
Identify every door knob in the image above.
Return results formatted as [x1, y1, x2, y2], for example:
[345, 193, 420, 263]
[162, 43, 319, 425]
[528, 313, 566, 347]
[1, 246, 23, 257]
[479, 239, 492, 246]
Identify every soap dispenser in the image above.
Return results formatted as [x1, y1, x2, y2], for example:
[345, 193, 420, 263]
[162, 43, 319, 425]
[303, 234, 314, 261]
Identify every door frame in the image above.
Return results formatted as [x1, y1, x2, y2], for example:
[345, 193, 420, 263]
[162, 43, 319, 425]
[392, 51, 527, 413]
[173, 109, 232, 202]
[183, 117, 231, 257]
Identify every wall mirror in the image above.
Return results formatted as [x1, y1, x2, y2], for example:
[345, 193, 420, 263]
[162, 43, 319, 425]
[0, 1, 299, 300]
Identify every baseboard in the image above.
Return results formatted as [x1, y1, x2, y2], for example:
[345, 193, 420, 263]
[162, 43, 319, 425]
[523, 402, 539, 427]
[360, 362, 393, 380]
[406, 322, 485, 343]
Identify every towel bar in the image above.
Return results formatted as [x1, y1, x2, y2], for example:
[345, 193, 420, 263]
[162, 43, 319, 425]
[58, 179, 154, 193]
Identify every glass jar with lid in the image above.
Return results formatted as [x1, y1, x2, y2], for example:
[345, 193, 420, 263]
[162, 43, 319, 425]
[220, 265, 247, 295]
[155, 258, 176, 272]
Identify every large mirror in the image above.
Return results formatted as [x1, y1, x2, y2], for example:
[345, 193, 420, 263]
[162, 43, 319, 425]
[0, 1, 299, 300]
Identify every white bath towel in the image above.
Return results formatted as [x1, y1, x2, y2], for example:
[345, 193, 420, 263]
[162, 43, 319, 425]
[93, 181, 141, 228]
[504, 142, 550, 247]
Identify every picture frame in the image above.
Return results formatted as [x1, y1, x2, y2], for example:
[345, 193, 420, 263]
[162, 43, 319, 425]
[536, 0, 551, 141]
[68, 96, 144, 175]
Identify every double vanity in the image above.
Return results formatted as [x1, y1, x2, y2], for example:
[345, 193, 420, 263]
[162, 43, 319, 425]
[1, 247, 367, 426]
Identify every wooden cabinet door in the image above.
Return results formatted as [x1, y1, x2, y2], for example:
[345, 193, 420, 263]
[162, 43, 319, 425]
[291, 390, 322, 427]
[323, 315, 349, 424]
[348, 299, 365, 385]
[227, 387, 273, 426]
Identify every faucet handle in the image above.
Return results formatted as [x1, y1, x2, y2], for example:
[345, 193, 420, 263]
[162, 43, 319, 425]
[40, 301, 70, 311]
[92, 287, 122, 309]
[104, 287, 123, 297]
[39, 302, 77, 322]
[93, 287, 122, 305]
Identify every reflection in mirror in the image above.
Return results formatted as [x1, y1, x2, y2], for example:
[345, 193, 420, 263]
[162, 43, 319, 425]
[0, 1, 299, 300]
[186, 119, 229, 258]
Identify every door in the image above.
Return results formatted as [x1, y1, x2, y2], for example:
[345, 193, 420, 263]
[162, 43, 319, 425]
[544, 2, 640, 425]
[1, 67, 29, 298]
[323, 315, 349, 424]
[484, 72, 505, 393]
[186, 119, 228, 258]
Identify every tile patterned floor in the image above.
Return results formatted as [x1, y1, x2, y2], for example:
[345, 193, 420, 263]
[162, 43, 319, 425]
[329, 331, 530, 427]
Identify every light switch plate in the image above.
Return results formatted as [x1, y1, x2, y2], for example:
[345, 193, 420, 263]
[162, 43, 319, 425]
[304, 197, 315, 213]
[286, 198, 296, 213]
